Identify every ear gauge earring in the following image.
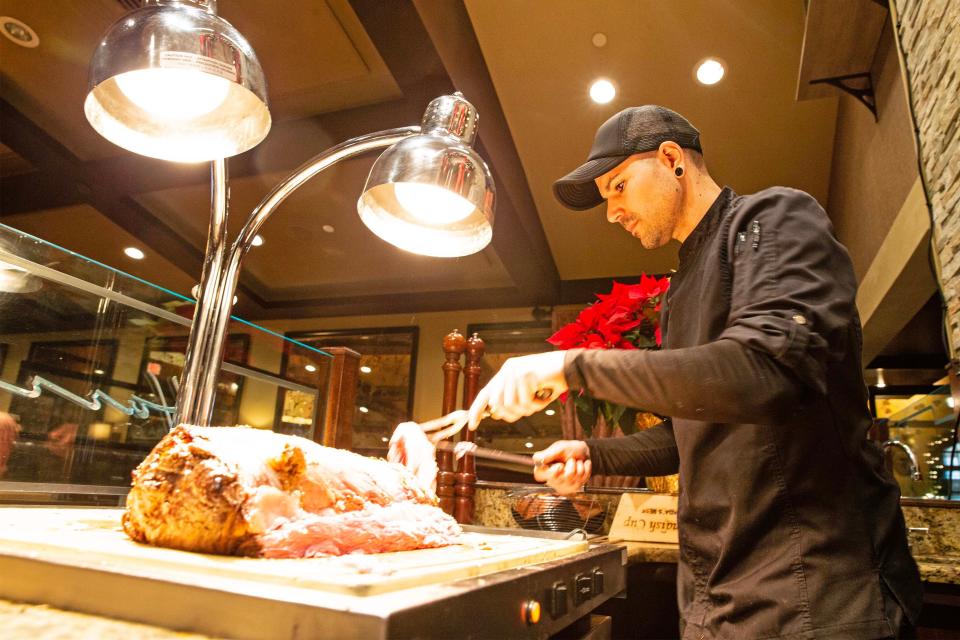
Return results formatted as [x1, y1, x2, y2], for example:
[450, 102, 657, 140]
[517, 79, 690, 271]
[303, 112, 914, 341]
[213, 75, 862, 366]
[675, 166, 684, 177]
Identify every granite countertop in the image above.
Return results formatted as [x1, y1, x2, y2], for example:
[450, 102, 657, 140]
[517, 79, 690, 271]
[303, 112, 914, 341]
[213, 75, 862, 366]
[0, 599, 221, 640]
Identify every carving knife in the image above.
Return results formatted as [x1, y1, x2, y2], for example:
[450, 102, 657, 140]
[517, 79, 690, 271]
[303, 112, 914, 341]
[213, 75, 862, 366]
[434, 440, 543, 470]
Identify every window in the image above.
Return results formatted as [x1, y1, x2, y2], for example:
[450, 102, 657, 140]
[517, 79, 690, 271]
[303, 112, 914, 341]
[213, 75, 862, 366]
[281, 327, 417, 453]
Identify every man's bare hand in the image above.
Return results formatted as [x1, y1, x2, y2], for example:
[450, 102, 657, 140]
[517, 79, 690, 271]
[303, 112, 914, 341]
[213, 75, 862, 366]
[466, 351, 569, 430]
[0, 412, 22, 476]
[46, 422, 79, 459]
[533, 440, 591, 495]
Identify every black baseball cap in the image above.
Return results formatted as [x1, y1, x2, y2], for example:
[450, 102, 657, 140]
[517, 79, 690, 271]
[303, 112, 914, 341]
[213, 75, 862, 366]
[553, 105, 703, 210]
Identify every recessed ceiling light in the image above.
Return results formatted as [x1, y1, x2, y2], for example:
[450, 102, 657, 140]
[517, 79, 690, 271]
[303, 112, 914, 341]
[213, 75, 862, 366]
[322, 224, 335, 234]
[0, 17, 39, 48]
[124, 247, 145, 260]
[381, 436, 389, 442]
[545, 409, 556, 416]
[305, 364, 317, 373]
[94, 369, 105, 375]
[695, 58, 725, 85]
[251, 234, 264, 247]
[359, 406, 369, 414]
[360, 365, 372, 374]
[589, 79, 616, 104]
[524, 441, 534, 449]
[591, 32, 607, 48]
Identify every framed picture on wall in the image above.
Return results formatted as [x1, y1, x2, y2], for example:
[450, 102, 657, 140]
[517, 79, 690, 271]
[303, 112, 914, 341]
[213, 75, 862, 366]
[137, 333, 251, 429]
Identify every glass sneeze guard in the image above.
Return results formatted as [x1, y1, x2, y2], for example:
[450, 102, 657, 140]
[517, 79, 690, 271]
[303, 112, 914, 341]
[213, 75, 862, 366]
[0, 223, 334, 505]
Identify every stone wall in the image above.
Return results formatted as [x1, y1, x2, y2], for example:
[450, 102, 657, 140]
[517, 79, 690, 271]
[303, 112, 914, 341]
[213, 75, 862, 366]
[893, 0, 960, 353]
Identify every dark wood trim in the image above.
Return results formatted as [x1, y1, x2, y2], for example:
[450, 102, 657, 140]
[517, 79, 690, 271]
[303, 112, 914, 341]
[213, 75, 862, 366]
[559, 273, 673, 305]
[867, 354, 950, 370]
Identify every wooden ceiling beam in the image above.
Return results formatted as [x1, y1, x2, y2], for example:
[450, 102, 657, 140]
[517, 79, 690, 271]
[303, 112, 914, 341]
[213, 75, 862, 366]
[411, 0, 561, 304]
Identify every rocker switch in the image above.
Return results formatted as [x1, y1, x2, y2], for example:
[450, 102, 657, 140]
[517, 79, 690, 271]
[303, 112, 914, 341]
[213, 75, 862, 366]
[549, 581, 568, 618]
[574, 573, 593, 604]
[592, 568, 605, 595]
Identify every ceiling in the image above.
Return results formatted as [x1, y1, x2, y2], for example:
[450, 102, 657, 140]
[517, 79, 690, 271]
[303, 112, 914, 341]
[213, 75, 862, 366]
[0, 0, 840, 322]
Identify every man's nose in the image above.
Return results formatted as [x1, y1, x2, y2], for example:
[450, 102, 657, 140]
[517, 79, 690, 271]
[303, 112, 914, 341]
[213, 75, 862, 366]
[606, 204, 622, 224]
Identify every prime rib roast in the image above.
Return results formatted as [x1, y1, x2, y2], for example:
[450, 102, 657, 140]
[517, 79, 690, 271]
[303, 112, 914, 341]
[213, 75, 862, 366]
[122, 425, 461, 558]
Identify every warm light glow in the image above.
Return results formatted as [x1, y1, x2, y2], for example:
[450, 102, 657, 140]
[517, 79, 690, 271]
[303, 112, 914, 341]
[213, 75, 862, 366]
[948, 397, 956, 409]
[589, 79, 616, 104]
[360, 365, 372, 374]
[124, 247, 145, 260]
[545, 409, 556, 416]
[322, 224, 335, 233]
[393, 182, 475, 225]
[381, 436, 389, 443]
[876, 368, 886, 389]
[524, 441, 534, 449]
[305, 364, 317, 373]
[94, 369, 105, 375]
[115, 68, 231, 121]
[359, 406, 369, 414]
[251, 235, 264, 247]
[696, 58, 725, 85]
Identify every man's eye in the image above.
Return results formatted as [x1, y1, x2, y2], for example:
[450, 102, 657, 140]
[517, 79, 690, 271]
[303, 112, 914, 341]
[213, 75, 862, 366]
[615, 181, 625, 193]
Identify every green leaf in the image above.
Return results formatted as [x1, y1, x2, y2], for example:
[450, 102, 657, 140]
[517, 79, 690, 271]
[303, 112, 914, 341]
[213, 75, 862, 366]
[620, 408, 639, 435]
[574, 395, 596, 437]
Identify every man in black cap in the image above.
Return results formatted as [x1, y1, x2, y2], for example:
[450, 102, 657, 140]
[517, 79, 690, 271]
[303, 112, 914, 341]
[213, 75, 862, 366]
[466, 106, 922, 639]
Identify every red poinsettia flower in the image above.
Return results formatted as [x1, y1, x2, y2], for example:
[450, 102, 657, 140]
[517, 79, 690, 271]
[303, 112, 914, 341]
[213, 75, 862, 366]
[548, 275, 670, 352]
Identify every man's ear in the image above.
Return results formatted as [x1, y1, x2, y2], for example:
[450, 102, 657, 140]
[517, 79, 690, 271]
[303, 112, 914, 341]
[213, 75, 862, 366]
[657, 141, 684, 171]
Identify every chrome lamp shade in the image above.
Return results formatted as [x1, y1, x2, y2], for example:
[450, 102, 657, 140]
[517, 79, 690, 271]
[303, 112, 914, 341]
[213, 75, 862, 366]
[84, 0, 270, 163]
[358, 93, 495, 257]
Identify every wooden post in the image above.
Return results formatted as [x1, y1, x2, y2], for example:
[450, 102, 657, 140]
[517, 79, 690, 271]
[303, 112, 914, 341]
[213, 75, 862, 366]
[437, 330, 465, 515]
[455, 332, 484, 524]
[314, 346, 360, 451]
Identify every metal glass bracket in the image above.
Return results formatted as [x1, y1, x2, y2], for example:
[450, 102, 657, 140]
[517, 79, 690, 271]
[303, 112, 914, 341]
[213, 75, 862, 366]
[810, 72, 878, 121]
[0, 375, 174, 419]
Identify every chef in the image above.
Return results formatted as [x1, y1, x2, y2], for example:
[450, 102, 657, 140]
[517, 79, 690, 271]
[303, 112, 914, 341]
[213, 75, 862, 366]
[462, 106, 923, 639]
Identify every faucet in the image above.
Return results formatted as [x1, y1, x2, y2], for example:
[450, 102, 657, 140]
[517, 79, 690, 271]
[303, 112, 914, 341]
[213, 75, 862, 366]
[882, 440, 922, 481]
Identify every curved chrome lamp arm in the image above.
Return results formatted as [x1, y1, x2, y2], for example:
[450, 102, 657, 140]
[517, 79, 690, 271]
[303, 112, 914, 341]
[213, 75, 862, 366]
[175, 126, 421, 426]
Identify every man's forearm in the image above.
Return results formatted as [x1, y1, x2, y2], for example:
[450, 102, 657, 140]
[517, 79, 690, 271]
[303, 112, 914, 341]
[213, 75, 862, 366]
[587, 421, 679, 477]
[565, 339, 804, 425]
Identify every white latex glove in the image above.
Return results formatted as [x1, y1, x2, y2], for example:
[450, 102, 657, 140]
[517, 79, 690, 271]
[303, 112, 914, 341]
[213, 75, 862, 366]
[466, 351, 568, 430]
[532, 440, 592, 496]
[388, 421, 438, 493]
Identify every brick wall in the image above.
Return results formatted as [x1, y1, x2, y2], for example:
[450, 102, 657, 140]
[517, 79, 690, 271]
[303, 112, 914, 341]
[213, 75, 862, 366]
[893, 0, 960, 352]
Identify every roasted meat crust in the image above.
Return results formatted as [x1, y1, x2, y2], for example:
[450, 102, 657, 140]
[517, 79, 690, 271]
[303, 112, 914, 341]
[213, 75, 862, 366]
[122, 426, 259, 556]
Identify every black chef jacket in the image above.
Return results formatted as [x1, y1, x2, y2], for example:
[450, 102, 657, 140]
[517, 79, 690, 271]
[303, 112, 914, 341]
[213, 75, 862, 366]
[564, 187, 922, 639]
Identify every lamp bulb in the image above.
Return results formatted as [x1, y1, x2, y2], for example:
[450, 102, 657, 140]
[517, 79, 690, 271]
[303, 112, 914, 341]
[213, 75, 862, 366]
[393, 182, 474, 225]
[115, 68, 231, 121]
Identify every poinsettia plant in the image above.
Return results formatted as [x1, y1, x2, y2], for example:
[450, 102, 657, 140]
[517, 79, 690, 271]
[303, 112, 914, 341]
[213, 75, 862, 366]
[547, 274, 670, 436]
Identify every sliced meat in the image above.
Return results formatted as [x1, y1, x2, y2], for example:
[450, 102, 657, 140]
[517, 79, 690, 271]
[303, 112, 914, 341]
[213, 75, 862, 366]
[123, 425, 459, 557]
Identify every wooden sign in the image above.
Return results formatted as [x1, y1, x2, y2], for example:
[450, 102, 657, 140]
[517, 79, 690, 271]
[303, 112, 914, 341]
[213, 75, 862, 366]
[608, 493, 679, 543]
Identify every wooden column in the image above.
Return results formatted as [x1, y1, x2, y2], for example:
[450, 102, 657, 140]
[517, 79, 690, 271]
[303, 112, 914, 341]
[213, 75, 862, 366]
[437, 330, 465, 515]
[455, 333, 484, 524]
[314, 347, 360, 451]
